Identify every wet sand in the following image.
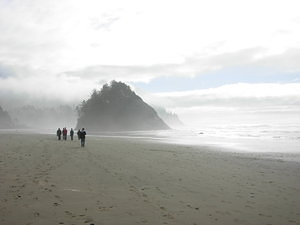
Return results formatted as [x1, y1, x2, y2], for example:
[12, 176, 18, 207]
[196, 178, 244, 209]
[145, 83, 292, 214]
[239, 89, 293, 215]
[0, 133, 299, 225]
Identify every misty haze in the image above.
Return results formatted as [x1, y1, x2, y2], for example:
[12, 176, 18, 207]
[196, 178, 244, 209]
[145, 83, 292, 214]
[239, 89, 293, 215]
[0, 0, 299, 225]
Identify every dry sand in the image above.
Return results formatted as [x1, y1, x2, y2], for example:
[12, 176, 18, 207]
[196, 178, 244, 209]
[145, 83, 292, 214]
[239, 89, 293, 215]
[0, 133, 299, 225]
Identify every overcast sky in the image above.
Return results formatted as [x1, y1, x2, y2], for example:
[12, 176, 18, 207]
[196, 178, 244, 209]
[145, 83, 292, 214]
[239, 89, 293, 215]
[0, 0, 300, 127]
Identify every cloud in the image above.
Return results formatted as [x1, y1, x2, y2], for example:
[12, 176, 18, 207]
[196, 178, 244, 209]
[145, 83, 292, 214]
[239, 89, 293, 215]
[1, 0, 300, 114]
[0, 65, 94, 109]
[90, 15, 120, 31]
[138, 82, 300, 126]
[0, 63, 16, 78]
[142, 83, 300, 110]
[1, 0, 300, 74]
[0, 0, 125, 72]
[64, 47, 300, 83]
[257, 48, 300, 73]
[1, 47, 300, 110]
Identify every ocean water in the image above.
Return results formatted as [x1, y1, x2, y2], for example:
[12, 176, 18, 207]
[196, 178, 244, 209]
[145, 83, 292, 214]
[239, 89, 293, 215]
[156, 124, 300, 151]
[88, 123, 300, 154]
[142, 123, 300, 162]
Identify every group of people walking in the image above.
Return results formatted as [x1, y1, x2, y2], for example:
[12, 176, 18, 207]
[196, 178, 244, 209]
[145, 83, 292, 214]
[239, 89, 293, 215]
[56, 127, 87, 147]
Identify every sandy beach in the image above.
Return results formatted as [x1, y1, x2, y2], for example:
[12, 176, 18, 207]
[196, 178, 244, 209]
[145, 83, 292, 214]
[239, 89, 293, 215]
[0, 133, 299, 225]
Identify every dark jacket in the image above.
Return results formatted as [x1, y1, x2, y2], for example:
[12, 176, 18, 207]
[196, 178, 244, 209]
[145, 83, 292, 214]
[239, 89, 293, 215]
[81, 131, 86, 139]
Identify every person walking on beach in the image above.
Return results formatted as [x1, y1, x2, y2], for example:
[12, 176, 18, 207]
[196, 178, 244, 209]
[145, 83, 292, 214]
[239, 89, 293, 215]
[56, 128, 62, 140]
[70, 128, 74, 141]
[77, 129, 81, 140]
[63, 127, 68, 140]
[80, 128, 86, 147]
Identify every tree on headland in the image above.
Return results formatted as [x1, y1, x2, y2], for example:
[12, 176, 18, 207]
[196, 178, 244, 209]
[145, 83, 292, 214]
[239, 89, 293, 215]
[0, 106, 14, 128]
[153, 106, 184, 128]
[76, 81, 170, 131]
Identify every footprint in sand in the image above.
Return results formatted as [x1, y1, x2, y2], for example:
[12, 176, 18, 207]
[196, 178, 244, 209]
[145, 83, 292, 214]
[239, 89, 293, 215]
[163, 213, 174, 219]
[186, 204, 193, 209]
[65, 210, 75, 217]
[84, 218, 93, 223]
[54, 195, 63, 203]
[98, 206, 114, 212]
[258, 213, 272, 218]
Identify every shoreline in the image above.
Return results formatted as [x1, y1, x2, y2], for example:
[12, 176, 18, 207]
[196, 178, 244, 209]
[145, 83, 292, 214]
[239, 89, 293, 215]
[2, 128, 300, 153]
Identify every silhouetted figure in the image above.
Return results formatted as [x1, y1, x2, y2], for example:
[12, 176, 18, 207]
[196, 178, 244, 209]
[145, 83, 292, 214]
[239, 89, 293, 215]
[77, 129, 81, 140]
[80, 128, 86, 147]
[62, 127, 68, 140]
[56, 128, 62, 140]
[70, 128, 74, 140]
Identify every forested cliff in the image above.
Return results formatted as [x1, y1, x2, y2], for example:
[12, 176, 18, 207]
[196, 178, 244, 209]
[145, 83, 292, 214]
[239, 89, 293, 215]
[76, 81, 170, 131]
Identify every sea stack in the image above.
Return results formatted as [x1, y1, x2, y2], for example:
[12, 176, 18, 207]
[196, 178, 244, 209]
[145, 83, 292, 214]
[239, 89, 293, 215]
[76, 81, 170, 132]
